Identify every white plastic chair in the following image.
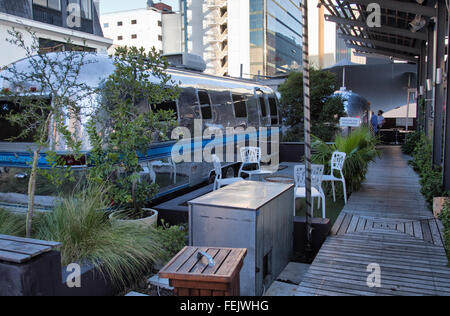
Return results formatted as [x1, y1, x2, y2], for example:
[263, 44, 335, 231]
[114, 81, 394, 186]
[321, 152, 347, 205]
[294, 164, 327, 218]
[238, 147, 273, 180]
[212, 155, 243, 190]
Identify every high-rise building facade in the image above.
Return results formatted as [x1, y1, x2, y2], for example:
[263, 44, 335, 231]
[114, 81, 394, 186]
[0, 0, 112, 67]
[180, 0, 302, 78]
[250, 0, 302, 77]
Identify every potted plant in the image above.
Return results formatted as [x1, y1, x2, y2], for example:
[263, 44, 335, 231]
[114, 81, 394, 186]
[87, 46, 179, 227]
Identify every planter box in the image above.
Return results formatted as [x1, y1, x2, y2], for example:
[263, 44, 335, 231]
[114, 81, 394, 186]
[293, 217, 331, 257]
[0, 250, 62, 296]
[58, 263, 119, 296]
[279, 142, 305, 163]
[154, 184, 214, 225]
[0, 235, 62, 296]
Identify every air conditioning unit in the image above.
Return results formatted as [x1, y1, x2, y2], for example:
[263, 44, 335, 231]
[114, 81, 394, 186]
[163, 53, 207, 72]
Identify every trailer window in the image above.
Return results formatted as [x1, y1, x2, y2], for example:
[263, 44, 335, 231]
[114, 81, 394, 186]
[151, 100, 178, 115]
[198, 90, 212, 120]
[232, 94, 247, 118]
[268, 97, 278, 125]
[0, 101, 45, 142]
[259, 96, 267, 117]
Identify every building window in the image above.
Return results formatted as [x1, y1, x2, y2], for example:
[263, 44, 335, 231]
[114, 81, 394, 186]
[39, 38, 96, 53]
[67, 0, 92, 20]
[33, 0, 62, 11]
[117, 21, 123, 26]
[131, 20, 137, 25]
[103, 23, 109, 28]
[158, 35, 163, 41]
[131, 34, 137, 39]
[158, 20, 162, 27]
[117, 36, 123, 41]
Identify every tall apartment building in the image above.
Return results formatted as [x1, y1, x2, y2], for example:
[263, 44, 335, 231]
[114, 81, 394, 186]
[100, 2, 169, 55]
[180, 0, 303, 78]
[0, 0, 112, 68]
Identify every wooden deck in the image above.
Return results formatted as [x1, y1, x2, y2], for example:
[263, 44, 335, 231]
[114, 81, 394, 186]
[296, 146, 450, 296]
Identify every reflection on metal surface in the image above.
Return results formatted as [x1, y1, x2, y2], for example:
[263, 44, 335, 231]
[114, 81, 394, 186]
[0, 53, 281, 198]
[334, 87, 371, 125]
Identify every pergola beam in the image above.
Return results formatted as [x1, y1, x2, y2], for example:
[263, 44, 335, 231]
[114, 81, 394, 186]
[339, 33, 420, 55]
[443, 6, 450, 189]
[344, 0, 437, 17]
[325, 14, 428, 41]
[347, 44, 418, 62]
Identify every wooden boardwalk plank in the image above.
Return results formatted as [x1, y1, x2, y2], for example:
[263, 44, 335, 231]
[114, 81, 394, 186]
[296, 146, 450, 297]
[428, 220, 444, 247]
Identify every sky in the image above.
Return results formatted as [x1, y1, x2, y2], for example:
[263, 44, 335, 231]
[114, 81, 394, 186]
[100, 0, 180, 14]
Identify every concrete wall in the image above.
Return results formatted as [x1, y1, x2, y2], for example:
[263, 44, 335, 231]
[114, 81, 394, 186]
[227, 0, 250, 78]
[185, 0, 205, 58]
[162, 13, 182, 54]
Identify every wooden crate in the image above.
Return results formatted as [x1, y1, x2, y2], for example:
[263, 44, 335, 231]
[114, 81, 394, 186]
[159, 246, 247, 296]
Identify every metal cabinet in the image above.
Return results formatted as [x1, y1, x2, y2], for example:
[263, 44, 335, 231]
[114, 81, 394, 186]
[188, 181, 294, 296]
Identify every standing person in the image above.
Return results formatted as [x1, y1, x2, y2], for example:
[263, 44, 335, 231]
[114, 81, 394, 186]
[378, 110, 385, 131]
[371, 112, 378, 135]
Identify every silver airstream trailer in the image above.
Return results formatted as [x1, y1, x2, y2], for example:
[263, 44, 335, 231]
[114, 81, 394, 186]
[0, 53, 280, 199]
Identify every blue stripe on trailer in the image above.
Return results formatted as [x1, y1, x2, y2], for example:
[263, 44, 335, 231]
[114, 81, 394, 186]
[0, 128, 279, 168]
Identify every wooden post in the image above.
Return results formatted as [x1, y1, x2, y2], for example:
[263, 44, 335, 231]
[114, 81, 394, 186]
[302, 0, 313, 252]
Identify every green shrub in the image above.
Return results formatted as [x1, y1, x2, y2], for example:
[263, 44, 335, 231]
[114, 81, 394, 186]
[402, 131, 421, 156]
[0, 209, 26, 237]
[35, 185, 167, 288]
[279, 69, 345, 142]
[312, 127, 380, 197]
[155, 220, 188, 262]
[420, 168, 446, 206]
[440, 202, 450, 262]
[409, 134, 447, 206]
[410, 134, 433, 173]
